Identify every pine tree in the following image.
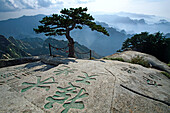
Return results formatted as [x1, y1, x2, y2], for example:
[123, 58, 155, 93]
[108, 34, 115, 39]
[34, 7, 109, 57]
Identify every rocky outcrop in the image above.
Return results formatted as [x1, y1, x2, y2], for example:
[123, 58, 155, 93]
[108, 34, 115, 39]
[40, 55, 77, 66]
[0, 56, 169, 112]
[0, 35, 31, 59]
[105, 51, 170, 73]
[0, 56, 40, 68]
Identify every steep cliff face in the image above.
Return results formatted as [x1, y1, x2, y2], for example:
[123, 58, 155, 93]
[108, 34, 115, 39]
[0, 35, 30, 59]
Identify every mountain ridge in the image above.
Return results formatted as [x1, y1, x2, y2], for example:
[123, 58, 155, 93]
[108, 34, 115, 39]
[0, 35, 101, 59]
[0, 14, 169, 56]
[94, 14, 170, 34]
[0, 14, 130, 56]
[0, 35, 31, 59]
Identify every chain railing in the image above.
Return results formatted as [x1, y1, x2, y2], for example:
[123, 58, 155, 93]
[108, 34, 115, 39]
[49, 43, 92, 59]
[49, 43, 69, 56]
[75, 50, 92, 59]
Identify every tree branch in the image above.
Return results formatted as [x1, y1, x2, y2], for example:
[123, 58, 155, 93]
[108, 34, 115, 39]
[68, 23, 76, 31]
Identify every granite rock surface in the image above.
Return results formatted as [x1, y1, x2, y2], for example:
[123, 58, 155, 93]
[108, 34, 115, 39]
[105, 51, 170, 73]
[0, 56, 169, 113]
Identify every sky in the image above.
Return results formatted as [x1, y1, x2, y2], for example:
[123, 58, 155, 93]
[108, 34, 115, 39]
[0, 0, 169, 21]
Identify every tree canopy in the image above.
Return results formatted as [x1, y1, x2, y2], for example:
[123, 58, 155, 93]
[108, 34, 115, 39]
[118, 32, 168, 62]
[34, 7, 109, 57]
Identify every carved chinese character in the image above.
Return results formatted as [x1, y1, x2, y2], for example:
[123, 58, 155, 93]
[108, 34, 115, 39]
[44, 82, 80, 109]
[21, 76, 57, 92]
[54, 66, 77, 76]
[76, 72, 98, 84]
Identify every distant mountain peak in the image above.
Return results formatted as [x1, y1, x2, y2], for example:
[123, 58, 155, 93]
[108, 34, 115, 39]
[159, 19, 168, 23]
[116, 12, 156, 18]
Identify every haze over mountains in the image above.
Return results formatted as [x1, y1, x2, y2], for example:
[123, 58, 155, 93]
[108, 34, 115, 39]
[0, 14, 45, 38]
[0, 13, 169, 56]
[94, 12, 170, 34]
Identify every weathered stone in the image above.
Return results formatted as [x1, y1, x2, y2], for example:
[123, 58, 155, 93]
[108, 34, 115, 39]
[0, 56, 169, 113]
[0, 56, 40, 68]
[105, 51, 170, 73]
[40, 55, 77, 65]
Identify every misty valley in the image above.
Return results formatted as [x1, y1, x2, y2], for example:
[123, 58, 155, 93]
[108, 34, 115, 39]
[0, 12, 170, 63]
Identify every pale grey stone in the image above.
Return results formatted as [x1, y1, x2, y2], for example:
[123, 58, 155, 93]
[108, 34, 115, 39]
[0, 56, 169, 113]
[105, 51, 170, 73]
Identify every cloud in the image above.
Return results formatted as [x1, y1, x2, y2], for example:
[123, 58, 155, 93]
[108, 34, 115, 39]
[0, 0, 18, 12]
[76, 0, 95, 4]
[37, 0, 61, 8]
[136, 0, 163, 2]
[0, 0, 64, 12]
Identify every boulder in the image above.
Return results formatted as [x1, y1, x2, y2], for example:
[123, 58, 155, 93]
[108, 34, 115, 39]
[40, 55, 77, 66]
[105, 51, 170, 73]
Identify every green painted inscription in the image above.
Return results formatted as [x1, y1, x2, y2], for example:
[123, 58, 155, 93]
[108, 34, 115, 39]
[53, 66, 77, 76]
[21, 76, 57, 92]
[121, 67, 135, 74]
[44, 82, 80, 109]
[62, 88, 89, 113]
[44, 82, 89, 113]
[0, 71, 32, 81]
[76, 72, 98, 84]
[0, 73, 16, 79]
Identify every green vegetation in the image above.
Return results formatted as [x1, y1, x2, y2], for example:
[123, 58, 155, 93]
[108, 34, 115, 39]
[164, 38, 170, 63]
[103, 57, 125, 62]
[168, 63, 170, 67]
[0, 35, 30, 59]
[129, 55, 150, 68]
[161, 71, 170, 79]
[103, 56, 151, 68]
[118, 32, 169, 63]
[34, 7, 109, 58]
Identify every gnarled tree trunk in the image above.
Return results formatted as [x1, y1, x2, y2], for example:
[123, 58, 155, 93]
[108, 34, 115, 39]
[66, 29, 75, 58]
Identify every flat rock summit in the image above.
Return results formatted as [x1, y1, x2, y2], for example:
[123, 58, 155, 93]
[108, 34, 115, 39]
[0, 54, 170, 113]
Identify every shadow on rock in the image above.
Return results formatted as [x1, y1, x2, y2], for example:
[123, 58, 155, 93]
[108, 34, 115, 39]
[24, 61, 55, 72]
[40, 55, 78, 66]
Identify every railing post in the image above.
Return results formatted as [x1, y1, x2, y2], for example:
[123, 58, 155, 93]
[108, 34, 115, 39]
[90, 50, 92, 60]
[49, 43, 52, 56]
